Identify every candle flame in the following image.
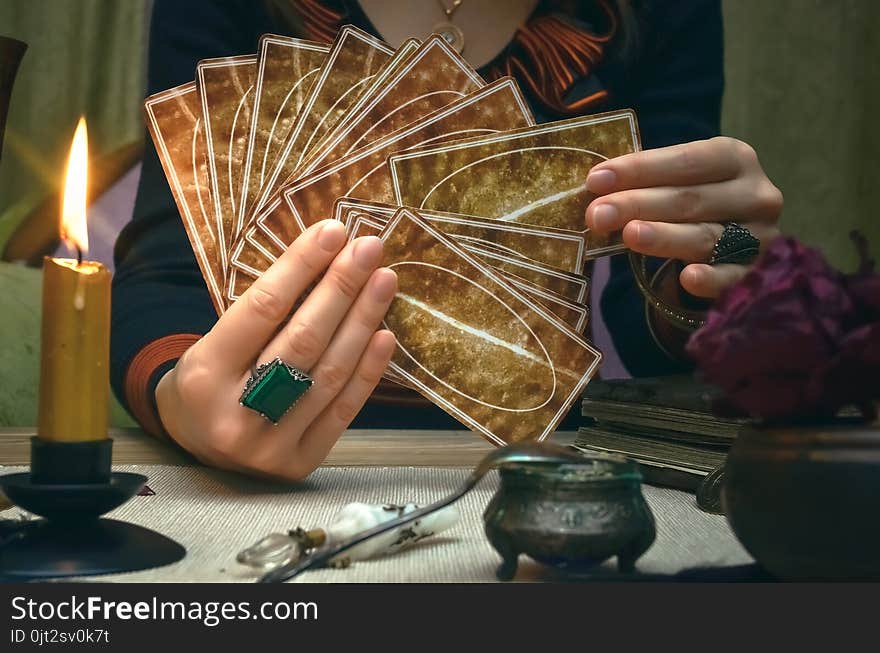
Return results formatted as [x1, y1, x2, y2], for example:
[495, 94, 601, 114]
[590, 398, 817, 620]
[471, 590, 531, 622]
[61, 117, 89, 255]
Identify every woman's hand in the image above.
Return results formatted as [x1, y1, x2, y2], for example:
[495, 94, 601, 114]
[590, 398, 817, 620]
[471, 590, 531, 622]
[155, 220, 398, 481]
[585, 136, 783, 298]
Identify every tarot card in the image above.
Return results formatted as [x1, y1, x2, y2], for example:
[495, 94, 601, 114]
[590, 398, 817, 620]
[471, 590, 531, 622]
[500, 274, 589, 332]
[457, 244, 588, 303]
[338, 203, 588, 302]
[197, 54, 257, 267]
[258, 76, 534, 249]
[226, 267, 255, 305]
[344, 212, 386, 241]
[302, 34, 485, 175]
[250, 26, 395, 221]
[341, 205, 538, 267]
[229, 225, 278, 278]
[413, 211, 585, 273]
[389, 109, 641, 257]
[144, 81, 225, 315]
[443, 238, 531, 263]
[226, 213, 307, 304]
[248, 224, 285, 258]
[297, 36, 423, 174]
[239, 35, 330, 234]
[378, 208, 601, 445]
[334, 197, 586, 273]
[342, 209, 588, 331]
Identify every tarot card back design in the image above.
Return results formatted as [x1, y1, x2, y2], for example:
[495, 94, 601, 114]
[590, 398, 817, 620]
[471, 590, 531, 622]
[389, 110, 641, 257]
[342, 208, 588, 332]
[197, 55, 257, 262]
[144, 82, 225, 315]
[303, 35, 485, 173]
[239, 35, 330, 231]
[333, 197, 586, 273]
[259, 77, 534, 249]
[379, 208, 601, 445]
[297, 36, 423, 174]
[250, 26, 395, 220]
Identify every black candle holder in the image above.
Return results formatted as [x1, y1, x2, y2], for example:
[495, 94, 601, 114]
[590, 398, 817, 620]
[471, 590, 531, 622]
[0, 437, 185, 579]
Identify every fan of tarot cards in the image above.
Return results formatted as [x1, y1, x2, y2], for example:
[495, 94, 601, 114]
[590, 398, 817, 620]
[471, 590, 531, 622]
[143, 25, 642, 446]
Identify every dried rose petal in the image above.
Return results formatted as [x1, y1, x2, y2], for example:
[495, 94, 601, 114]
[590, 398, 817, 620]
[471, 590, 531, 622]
[847, 274, 880, 319]
[686, 237, 880, 421]
[812, 323, 880, 417]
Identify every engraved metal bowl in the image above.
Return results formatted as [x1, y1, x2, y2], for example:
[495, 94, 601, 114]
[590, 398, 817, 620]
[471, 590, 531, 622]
[483, 453, 656, 580]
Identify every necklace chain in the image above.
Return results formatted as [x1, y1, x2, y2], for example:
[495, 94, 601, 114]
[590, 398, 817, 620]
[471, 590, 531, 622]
[436, 0, 463, 19]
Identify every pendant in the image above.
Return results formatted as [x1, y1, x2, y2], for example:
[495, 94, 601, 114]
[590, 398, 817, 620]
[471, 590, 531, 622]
[432, 21, 465, 53]
[236, 502, 460, 572]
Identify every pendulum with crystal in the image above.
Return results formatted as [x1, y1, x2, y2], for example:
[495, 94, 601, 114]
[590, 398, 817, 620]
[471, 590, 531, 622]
[236, 501, 460, 571]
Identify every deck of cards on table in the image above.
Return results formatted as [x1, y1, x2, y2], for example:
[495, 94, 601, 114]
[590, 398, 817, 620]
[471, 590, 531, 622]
[143, 25, 642, 446]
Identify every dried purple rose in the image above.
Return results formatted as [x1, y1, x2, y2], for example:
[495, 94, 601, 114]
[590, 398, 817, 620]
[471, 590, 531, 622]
[686, 236, 880, 421]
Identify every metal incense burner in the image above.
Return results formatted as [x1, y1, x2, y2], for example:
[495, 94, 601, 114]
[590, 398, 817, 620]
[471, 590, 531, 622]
[484, 452, 656, 580]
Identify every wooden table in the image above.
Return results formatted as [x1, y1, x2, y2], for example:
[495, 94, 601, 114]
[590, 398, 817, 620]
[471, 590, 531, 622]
[0, 427, 576, 468]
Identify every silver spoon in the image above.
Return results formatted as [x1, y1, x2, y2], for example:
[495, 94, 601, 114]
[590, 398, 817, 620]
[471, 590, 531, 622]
[258, 441, 586, 583]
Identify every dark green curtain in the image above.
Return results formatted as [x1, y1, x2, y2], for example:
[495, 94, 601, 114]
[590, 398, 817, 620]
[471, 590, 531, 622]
[722, 0, 879, 271]
[0, 0, 149, 248]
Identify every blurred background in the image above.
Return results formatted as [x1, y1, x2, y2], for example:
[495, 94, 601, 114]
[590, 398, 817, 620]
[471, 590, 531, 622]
[0, 0, 876, 427]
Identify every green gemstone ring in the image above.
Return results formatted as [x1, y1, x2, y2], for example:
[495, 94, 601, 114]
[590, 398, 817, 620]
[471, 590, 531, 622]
[240, 358, 314, 424]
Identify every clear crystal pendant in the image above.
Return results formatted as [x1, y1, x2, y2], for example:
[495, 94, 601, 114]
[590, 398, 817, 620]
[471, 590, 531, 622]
[236, 528, 324, 571]
[236, 503, 461, 572]
[432, 22, 465, 53]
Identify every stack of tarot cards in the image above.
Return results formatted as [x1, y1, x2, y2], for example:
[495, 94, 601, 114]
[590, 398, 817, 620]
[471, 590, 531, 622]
[573, 376, 743, 490]
[144, 25, 642, 446]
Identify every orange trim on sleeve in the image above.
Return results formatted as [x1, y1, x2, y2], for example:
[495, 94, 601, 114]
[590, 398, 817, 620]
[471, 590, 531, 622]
[124, 334, 201, 438]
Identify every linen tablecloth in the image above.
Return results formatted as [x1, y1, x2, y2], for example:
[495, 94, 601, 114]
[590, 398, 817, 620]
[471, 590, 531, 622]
[0, 463, 752, 582]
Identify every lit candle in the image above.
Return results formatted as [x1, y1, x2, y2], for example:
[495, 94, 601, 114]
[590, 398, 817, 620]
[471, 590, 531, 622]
[36, 117, 110, 443]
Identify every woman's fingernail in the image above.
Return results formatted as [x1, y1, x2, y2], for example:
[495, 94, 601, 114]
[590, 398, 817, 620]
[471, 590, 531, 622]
[681, 265, 707, 295]
[586, 168, 617, 194]
[590, 204, 619, 231]
[372, 268, 398, 301]
[634, 222, 655, 245]
[318, 220, 345, 251]
[353, 236, 383, 269]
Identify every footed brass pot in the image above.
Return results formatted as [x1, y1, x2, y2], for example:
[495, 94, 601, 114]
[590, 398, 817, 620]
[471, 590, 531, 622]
[724, 419, 880, 581]
[483, 455, 655, 580]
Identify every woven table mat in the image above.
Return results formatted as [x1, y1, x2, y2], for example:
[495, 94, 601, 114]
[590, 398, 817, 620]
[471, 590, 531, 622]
[0, 464, 751, 582]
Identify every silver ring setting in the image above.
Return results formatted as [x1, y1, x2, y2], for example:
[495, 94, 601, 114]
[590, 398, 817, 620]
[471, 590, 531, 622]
[240, 358, 314, 424]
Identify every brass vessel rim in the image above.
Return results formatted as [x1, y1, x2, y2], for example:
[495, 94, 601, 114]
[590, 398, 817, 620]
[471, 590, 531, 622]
[498, 460, 642, 484]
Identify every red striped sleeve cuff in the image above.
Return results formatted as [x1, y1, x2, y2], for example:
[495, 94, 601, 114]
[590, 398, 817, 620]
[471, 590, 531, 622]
[124, 334, 200, 438]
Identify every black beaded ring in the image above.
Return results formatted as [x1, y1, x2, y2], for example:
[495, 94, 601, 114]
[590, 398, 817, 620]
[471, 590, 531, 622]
[709, 222, 761, 266]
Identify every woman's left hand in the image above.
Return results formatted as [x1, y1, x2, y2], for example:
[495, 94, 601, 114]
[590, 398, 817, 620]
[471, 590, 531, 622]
[584, 136, 783, 298]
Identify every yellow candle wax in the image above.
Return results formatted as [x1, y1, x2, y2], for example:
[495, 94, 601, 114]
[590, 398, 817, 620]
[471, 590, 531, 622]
[36, 116, 110, 442]
[37, 257, 110, 442]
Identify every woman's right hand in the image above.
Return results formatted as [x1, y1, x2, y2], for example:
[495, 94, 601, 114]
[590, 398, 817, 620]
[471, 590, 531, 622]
[154, 220, 398, 481]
